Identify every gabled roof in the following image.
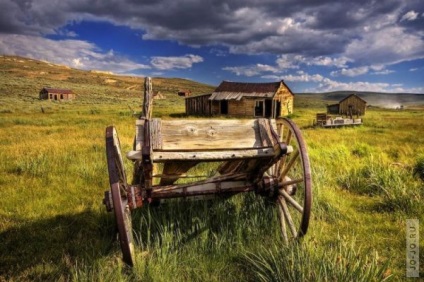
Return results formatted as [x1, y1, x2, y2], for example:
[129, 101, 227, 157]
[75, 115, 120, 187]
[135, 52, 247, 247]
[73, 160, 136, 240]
[339, 94, 367, 104]
[209, 80, 289, 101]
[41, 88, 73, 94]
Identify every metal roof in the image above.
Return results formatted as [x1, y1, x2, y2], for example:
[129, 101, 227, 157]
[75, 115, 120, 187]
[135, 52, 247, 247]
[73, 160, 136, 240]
[209, 92, 275, 101]
[41, 88, 74, 94]
[209, 80, 283, 101]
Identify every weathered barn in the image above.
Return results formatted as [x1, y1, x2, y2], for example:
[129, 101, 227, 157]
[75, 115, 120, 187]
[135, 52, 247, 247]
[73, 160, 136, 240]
[39, 88, 75, 100]
[327, 94, 366, 116]
[185, 80, 294, 118]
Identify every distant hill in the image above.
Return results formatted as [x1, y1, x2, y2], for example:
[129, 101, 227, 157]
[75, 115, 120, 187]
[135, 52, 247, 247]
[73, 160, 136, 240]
[0, 55, 215, 103]
[296, 91, 424, 109]
[1, 55, 423, 109]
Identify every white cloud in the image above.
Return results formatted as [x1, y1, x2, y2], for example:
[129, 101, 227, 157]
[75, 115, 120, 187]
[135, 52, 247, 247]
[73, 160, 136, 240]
[150, 54, 203, 70]
[345, 26, 424, 65]
[309, 56, 352, 68]
[0, 34, 150, 73]
[372, 69, 394, 75]
[223, 63, 279, 76]
[261, 75, 282, 80]
[280, 69, 424, 93]
[277, 54, 352, 70]
[331, 66, 369, 77]
[283, 72, 325, 82]
[400, 10, 419, 22]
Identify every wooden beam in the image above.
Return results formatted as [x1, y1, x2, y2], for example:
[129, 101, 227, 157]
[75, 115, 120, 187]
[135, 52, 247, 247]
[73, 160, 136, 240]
[126, 147, 276, 162]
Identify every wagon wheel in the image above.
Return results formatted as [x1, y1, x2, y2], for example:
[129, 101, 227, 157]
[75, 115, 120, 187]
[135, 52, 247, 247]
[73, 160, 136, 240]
[271, 118, 312, 244]
[106, 126, 135, 266]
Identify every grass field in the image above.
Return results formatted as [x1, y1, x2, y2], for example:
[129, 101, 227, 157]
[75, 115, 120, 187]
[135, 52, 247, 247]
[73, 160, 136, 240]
[0, 56, 423, 281]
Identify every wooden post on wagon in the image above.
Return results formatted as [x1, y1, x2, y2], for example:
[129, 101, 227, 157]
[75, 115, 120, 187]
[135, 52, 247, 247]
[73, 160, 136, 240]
[142, 77, 153, 119]
[141, 76, 154, 200]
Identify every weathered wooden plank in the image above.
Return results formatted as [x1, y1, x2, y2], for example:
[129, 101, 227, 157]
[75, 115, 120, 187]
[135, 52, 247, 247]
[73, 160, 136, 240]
[136, 118, 162, 150]
[135, 119, 144, 151]
[258, 118, 274, 147]
[151, 118, 162, 150]
[158, 119, 267, 150]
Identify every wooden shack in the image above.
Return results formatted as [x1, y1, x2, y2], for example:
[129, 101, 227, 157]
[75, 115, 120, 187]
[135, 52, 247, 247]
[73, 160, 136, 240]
[178, 90, 191, 97]
[327, 94, 366, 116]
[185, 93, 212, 115]
[185, 80, 294, 118]
[39, 88, 75, 101]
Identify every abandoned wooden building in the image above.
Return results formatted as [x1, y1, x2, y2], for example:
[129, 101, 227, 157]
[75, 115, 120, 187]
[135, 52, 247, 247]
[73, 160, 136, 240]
[177, 90, 191, 97]
[39, 88, 75, 101]
[185, 80, 294, 118]
[327, 94, 367, 116]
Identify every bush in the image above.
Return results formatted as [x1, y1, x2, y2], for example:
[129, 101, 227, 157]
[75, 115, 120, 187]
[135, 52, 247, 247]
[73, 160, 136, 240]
[413, 156, 424, 181]
[338, 159, 421, 213]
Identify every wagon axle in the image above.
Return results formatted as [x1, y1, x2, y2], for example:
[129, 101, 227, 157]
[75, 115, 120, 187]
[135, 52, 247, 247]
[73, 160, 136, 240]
[102, 174, 290, 212]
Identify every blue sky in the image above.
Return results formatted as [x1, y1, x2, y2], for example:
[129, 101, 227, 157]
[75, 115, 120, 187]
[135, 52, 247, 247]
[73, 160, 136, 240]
[0, 0, 423, 93]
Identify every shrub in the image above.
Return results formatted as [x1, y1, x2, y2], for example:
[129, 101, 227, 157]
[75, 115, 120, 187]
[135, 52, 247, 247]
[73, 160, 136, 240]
[338, 159, 421, 213]
[413, 155, 424, 181]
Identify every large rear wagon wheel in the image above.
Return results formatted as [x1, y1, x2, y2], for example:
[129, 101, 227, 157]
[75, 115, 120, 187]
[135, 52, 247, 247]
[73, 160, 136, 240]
[271, 118, 312, 244]
[106, 126, 135, 266]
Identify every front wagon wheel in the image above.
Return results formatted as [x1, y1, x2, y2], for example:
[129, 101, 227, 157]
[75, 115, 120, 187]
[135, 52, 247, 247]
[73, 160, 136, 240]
[106, 126, 135, 266]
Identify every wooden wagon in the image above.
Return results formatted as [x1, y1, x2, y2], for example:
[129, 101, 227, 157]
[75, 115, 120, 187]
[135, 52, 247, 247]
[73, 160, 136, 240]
[103, 78, 312, 265]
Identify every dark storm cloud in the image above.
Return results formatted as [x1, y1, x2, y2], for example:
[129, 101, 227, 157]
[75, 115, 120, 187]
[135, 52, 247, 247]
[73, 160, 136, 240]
[0, 0, 423, 59]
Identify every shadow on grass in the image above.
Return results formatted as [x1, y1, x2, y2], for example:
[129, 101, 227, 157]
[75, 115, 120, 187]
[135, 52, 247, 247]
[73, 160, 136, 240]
[0, 210, 115, 280]
[130, 193, 274, 253]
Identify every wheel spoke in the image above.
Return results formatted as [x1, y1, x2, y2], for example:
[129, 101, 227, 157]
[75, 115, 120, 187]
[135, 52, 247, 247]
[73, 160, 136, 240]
[279, 196, 297, 237]
[280, 190, 304, 213]
[277, 124, 284, 142]
[279, 149, 299, 181]
[285, 129, 292, 145]
[277, 202, 289, 244]
[281, 177, 303, 186]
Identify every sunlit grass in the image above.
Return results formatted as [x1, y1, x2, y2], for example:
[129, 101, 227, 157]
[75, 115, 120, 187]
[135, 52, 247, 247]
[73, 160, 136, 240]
[0, 94, 423, 280]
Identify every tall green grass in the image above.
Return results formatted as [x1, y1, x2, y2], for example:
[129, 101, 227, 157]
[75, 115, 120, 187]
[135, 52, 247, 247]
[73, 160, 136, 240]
[241, 238, 391, 282]
[0, 97, 423, 280]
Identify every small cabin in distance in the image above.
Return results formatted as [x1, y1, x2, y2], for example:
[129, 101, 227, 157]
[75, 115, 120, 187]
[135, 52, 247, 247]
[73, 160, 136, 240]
[327, 94, 366, 116]
[178, 90, 191, 97]
[185, 80, 294, 118]
[39, 88, 75, 101]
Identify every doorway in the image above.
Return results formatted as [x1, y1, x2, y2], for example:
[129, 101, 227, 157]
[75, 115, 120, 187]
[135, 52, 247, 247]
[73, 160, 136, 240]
[265, 100, 272, 118]
[220, 100, 228, 114]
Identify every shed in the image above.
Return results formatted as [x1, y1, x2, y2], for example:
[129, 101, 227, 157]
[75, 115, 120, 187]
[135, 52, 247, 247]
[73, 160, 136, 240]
[185, 80, 294, 118]
[185, 93, 212, 115]
[39, 88, 75, 101]
[178, 90, 191, 97]
[327, 94, 366, 116]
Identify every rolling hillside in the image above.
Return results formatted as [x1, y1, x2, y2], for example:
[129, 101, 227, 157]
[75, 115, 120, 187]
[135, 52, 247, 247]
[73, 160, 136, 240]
[0, 55, 215, 103]
[1, 55, 423, 112]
